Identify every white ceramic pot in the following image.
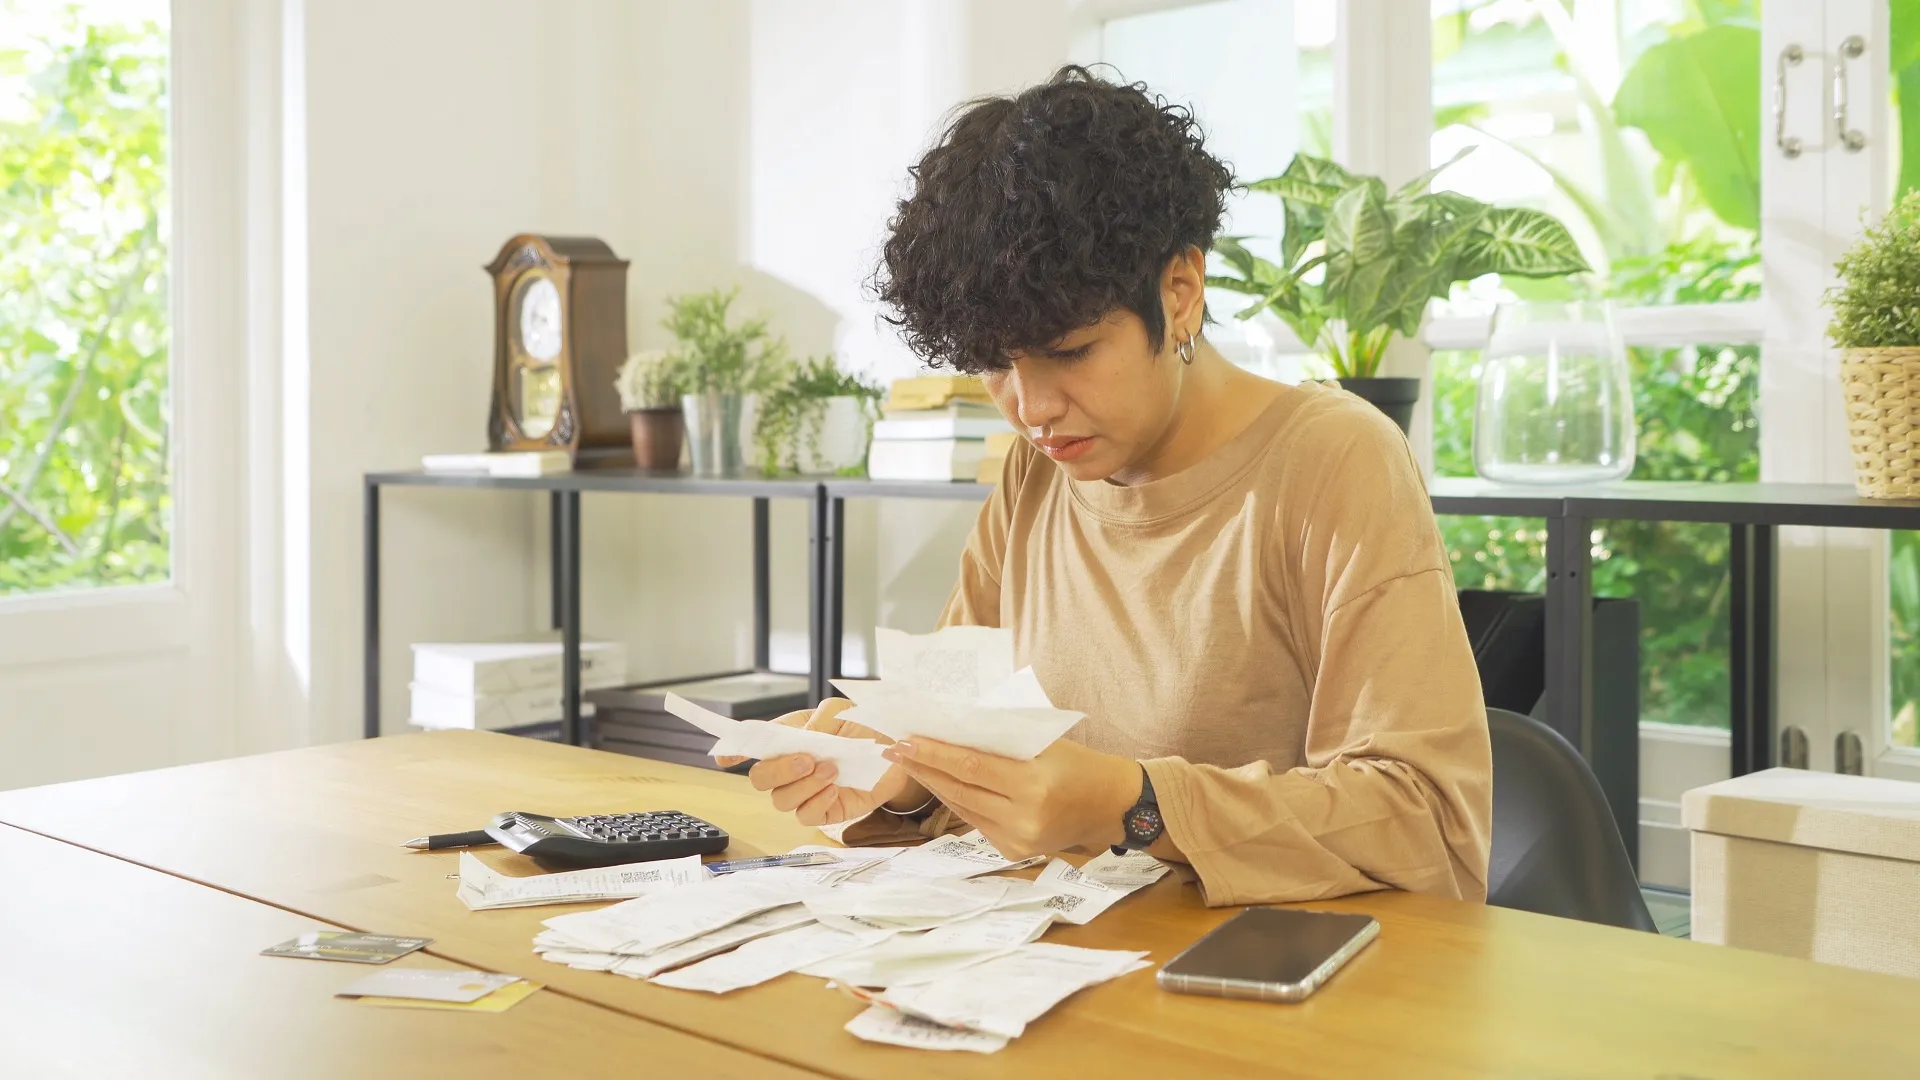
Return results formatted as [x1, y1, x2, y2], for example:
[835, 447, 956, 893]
[797, 396, 872, 475]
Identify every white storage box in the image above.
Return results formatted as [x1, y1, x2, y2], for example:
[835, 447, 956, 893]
[410, 640, 627, 696]
[1684, 767, 1920, 978]
[409, 682, 598, 732]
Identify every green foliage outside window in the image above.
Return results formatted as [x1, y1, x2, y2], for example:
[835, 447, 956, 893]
[0, 3, 169, 595]
[1430, 1, 1761, 728]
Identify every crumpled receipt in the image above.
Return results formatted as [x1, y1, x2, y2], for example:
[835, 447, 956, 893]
[662, 692, 891, 789]
[845, 942, 1151, 1045]
[831, 627, 1083, 760]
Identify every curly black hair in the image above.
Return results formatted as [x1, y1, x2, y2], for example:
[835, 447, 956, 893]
[873, 65, 1234, 373]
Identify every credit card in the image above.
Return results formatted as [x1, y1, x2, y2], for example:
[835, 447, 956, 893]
[260, 931, 433, 964]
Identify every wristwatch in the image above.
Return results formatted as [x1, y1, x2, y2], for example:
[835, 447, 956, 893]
[1112, 766, 1164, 855]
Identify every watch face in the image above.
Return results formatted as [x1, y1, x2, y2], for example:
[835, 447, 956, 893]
[518, 276, 562, 362]
[1125, 804, 1164, 844]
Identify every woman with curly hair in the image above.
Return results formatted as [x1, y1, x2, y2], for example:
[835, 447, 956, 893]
[729, 66, 1492, 906]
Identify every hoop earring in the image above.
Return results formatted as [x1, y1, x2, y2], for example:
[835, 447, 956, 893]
[1176, 331, 1197, 366]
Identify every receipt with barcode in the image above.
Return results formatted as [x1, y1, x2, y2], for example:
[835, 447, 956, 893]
[875, 830, 1045, 882]
[803, 908, 1053, 988]
[540, 875, 798, 955]
[859, 942, 1151, 1039]
[457, 851, 707, 911]
[995, 850, 1169, 925]
[650, 922, 895, 994]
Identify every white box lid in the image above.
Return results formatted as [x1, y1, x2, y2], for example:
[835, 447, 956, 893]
[1682, 768, 1920, 863]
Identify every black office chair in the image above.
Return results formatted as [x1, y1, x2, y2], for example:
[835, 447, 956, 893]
[1486, 707, 1658, 932]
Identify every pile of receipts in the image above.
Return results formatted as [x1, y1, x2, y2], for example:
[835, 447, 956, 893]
[526, 831, 1169, 1053]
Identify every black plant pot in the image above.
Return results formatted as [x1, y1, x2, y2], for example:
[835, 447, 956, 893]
[1336, 377, 1421, 434]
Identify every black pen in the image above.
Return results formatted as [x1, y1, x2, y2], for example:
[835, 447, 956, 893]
[402, 829, 498, 851]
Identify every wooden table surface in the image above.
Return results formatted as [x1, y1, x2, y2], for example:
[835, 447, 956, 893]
[0, 821, 819, 1080]
[3, 730, 1917, 1079]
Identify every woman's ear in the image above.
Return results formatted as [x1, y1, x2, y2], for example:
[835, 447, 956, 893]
[1162, 246, 1208, 346]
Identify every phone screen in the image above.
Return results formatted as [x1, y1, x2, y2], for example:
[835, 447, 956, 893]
[1161, 908, 1377, 986]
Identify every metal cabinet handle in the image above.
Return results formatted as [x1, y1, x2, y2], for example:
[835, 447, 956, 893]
[1775, 44, 1804, 158]
[1833, 35, 1867, 152]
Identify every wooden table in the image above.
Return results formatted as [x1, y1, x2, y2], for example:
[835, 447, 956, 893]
[0, 821, 817, 1079]
[4, 731, 1917, 1079]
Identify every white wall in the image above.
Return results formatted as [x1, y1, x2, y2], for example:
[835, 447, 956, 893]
[2, 0, 1079, 782]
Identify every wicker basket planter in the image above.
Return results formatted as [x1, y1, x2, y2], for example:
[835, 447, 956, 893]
[1841, 347, 1920, 499]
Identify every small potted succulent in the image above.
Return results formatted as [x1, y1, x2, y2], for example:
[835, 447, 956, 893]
[1208, 150, 1589, 432]
[753, 355, 884, 475]
[614, 349, 687, 470]
[1831, 190, 1920, 499]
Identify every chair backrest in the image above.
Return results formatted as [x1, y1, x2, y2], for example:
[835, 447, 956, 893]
[1487, 707, 1657, 932]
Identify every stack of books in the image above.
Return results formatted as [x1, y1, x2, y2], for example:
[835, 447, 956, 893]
[409, 639, 627, 733]
[866, 375, 1014, 481]
[420, 450, 573, 477]
[976, 432, 1020, 483]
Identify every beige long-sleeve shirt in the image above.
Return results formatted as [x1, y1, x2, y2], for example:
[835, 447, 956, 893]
[848, 381, 1492, 906]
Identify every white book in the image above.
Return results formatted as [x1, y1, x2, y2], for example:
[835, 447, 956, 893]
[867, 438, 989, 482]
[411, 640, 627, 696]
[408, 682, 599, 731]
[882, 400, 1003, 421]
[420, 451, 572, 477]
[872, 416, 1014, 441]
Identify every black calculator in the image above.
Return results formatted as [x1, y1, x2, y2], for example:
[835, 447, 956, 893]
[484, 810, 730, 868]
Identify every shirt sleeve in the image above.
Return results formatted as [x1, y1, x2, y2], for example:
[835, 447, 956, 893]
[1143, 402, 1493, 906]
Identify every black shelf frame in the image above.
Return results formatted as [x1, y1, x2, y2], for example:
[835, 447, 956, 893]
[368, 468, 1920, 788]
[363, 469, 818, 747]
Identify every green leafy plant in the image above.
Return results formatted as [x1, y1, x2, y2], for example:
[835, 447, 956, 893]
[612, 349, 685, 412]
[753, 355, 883, 476]
[1208, 150, 1589, 378]
[661, 288, 785, 396]
[1827, 189, 1920, 348]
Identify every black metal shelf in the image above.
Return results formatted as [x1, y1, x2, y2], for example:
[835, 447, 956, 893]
[368, 466, 1920, 796]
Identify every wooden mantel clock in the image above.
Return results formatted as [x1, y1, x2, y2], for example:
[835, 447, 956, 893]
[486, 234, 631, 467]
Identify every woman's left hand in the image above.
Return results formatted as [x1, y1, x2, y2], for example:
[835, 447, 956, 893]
[881, 736, 1143, 861]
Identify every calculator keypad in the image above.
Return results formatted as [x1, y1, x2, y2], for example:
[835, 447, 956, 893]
[562, 811, 726, 844]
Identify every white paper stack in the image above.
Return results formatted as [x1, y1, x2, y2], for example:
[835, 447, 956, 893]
[408, 640, 627, 732]
[420, 450, 572, 476]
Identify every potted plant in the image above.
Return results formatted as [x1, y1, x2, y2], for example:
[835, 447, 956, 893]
[1208, 150, 1589, 432]
[613, 349, 688, 470]
[662, 287, 784, 475]
[1832, 190, 1920, 499]
[753, 355, 884, 475]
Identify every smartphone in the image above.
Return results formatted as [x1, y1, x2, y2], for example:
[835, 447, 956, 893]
[1157, 907, 1379, 1003]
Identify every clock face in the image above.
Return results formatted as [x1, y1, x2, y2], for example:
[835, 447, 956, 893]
[518, 276, 562, 362]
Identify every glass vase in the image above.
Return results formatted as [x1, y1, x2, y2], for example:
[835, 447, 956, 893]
[1473, 301, 1636, 485]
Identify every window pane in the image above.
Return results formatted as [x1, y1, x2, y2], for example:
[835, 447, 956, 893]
[0, 0, 169, 596]
[1430, 0, 1761, 315]
[1100, 0, 1335, 376]
[1434, 343, 1760, 729]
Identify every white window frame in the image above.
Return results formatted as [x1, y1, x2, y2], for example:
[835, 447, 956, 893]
[0, 0, 249, 755]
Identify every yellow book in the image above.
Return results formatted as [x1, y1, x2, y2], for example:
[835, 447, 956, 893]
[885, 374, 992, 412]
[976, 434, 1019, 484]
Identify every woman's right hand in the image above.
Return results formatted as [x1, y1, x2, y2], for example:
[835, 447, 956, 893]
[715, 697, 928, 827]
